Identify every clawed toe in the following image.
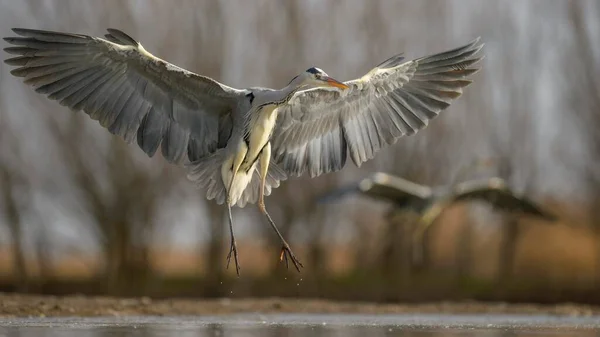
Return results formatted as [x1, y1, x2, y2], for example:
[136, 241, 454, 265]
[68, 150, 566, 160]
[279, 244, 304, 272]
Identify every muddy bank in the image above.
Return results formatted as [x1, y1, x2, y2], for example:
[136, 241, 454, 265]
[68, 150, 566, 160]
[0, 293, 598, 318]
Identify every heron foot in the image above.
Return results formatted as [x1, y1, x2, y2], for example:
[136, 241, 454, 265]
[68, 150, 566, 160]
[279, 242, 304, 272]
[226, 238, 241, 276]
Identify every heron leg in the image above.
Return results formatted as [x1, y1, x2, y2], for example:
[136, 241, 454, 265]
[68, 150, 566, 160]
[225, 152, 245, 276]
[258, 144, 303, 272]
[226, 200, 240, 276]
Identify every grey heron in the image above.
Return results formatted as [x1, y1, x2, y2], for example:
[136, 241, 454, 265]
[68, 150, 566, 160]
[318, 172, 557, 264]
[4, 28, 483, 275]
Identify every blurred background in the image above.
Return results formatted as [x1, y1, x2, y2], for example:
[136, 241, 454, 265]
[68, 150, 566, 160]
[0, 0, 599, 304]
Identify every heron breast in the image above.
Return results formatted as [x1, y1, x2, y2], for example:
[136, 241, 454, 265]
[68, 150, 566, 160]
[243, 106, 278, 166]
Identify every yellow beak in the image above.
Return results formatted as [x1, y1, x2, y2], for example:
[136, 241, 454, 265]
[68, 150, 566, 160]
[323, 76, 349, 90]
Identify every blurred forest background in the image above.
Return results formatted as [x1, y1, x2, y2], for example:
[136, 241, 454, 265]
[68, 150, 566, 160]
[0, 0, 599, 304]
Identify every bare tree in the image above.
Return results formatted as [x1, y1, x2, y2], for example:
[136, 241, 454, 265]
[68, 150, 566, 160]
[42, 111, 178, 293]
[182, 0, 229, 287]
[7, 0, 205, 294]
[568, 0, 600, 285]
[486, 67, 539, 288]
[0, 109, 30, 292]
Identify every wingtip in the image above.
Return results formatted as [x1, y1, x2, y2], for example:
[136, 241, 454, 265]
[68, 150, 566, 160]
[11, 28, 40, 36]
[9, 68, 23, 77]
[105, 28, 138, 46]
[106, 28, 129, 37]
[469, 36, 482, 46]
[3, 56, 26, 66]
[3, 46, 28, 55]
[468, 38, 485, 56]
[465, 37, 485, 54]
[3, 37, 24, 45]
[472, 42, 485, 52]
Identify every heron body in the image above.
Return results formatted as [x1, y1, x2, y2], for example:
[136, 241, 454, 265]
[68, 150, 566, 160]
[4, 28, 484, 275]
[222, 93, 283, 206]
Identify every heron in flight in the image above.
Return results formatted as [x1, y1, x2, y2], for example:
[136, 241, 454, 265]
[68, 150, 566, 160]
[318, 172, 557, 264]
[4, 28, 483, 275]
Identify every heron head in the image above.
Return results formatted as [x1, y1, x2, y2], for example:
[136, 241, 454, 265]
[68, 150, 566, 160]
[299, 67, 349, 90]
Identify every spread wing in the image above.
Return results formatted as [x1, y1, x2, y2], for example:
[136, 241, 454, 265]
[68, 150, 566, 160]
[4, 28, 246, 163]
[451, 178, 558, 221]
[317, 172, 432, 208]
[360, 172, 432, 206]
[272, 38, 484, 177]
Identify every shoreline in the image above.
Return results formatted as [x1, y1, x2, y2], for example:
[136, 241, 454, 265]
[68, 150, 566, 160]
[0, 293, 598, 318]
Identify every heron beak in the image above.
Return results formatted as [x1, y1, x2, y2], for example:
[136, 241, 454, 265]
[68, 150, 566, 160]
[323, 76, 349, 90]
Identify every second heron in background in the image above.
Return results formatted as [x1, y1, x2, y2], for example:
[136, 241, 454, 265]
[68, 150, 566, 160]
[318, 172, 558, 265]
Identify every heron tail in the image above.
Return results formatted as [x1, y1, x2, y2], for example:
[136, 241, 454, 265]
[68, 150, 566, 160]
[185, 149, 288, 208]
[186, 149, 229, 205]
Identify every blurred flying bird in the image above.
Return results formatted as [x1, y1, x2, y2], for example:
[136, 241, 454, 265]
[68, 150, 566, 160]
[4, 28, 483, 275]
[318, 172, 558, 264]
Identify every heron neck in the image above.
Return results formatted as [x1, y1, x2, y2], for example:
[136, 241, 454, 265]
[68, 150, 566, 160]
[276, 83, 305, 105]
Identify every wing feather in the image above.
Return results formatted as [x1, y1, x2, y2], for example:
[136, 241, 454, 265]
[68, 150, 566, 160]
[4, 28, 246, 163]
[272, 38, 484, 177]
[316, 172, 433, 207]
[451, 178, 558, 221]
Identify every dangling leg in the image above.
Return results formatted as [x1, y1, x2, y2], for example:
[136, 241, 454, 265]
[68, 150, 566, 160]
[258, 143, 303, 272]
[226, 199, 240, 276]
[225, 146, 248, 276]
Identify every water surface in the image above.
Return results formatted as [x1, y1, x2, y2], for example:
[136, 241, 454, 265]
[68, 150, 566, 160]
[1, 314, 599, 336]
